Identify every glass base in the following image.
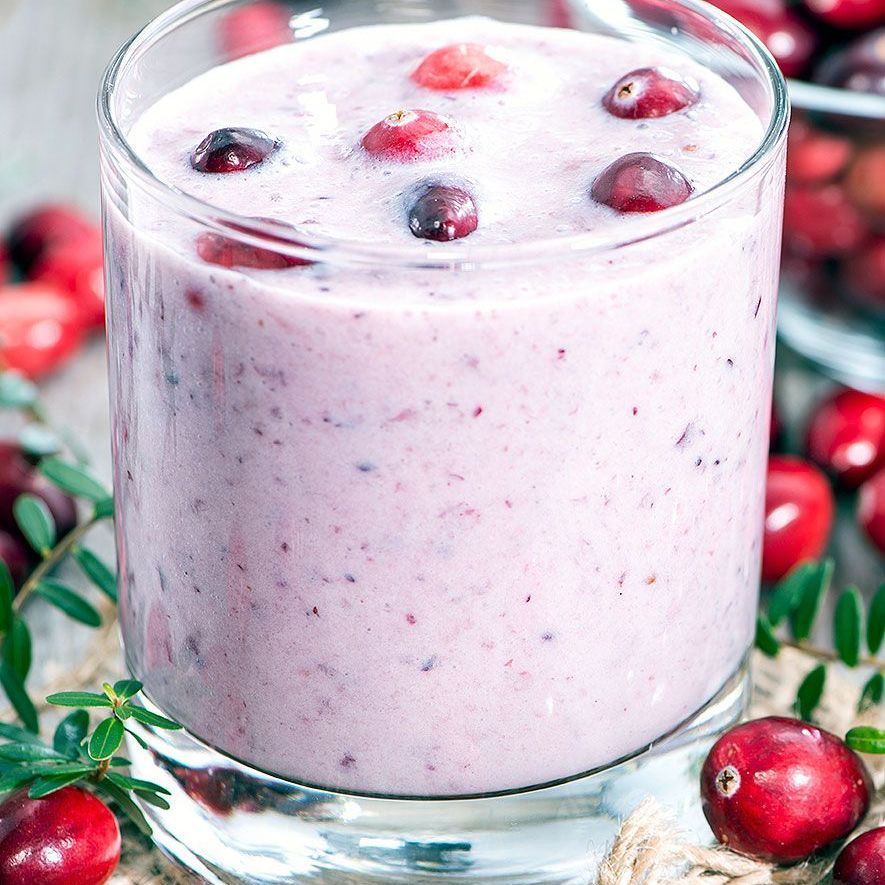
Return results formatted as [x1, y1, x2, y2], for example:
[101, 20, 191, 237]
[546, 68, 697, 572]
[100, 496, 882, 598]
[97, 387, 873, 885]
[126, 662, 747, 884]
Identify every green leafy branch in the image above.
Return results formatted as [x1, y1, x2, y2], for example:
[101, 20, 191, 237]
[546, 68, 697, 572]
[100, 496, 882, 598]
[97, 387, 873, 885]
[756, 559, 885, 723]
[0, 681, 180, 835]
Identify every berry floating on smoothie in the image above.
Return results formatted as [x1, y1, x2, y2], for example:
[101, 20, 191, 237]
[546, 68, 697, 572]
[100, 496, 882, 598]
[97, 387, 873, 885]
[602, 66, 700, 118]
[361, 109, 459, 161]
[408, 184, 479, 241]
[591, 153, 693, 212]
[191, 127, 279, 173]
[411, 42, 508, 90]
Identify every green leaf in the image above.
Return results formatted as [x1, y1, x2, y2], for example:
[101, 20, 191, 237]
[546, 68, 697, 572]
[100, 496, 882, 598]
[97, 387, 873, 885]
[868, 584, 885, 656]
[108, 757, 131, 767]
[834, 587, 864, 668]
[755, 613, 780, 657]
[845, 726, 885, 755]
[0, 722, 40, 744]
[125, 706, 182, 731]
[28, 771, 89, 797]
[103, 772, 170, 795]
[0, 663, 37, 732]
[38, 459, 110, 503]
[859, 672, 884, 713]
[0, 562, 13, 634]
[794, 663, 827, 722]
[0, 769, 35, 794]
[88, 717, 124, 761]
[35, 580, 102, 628]
[26, 761, 96, 776]
[53, 710, 90, 758]
[122, 727, 149, 750]
[0, 743, 66, 763]
[73, 548, 117, 603]
[3, 618, 32, 682]
[92, 497, 115, 520]
[95, 779, 153, 836]
[790, 559, 834, 642]
[13, 494, 55, 556]
[768, 562, 818, 626]
[0, 373, 38, 409]
[113, 679, 142, 700]
[133, 789, 171, 810]
[18, 425, 61, 459]
[46, 691, 112, 709]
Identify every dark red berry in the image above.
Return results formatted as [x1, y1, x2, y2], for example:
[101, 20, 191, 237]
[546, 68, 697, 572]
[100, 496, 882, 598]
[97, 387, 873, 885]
[804, 0, 885, 29]
[602, 67, 699, 118]
[816, 29, 885, 97]
[408, 185, 478, 241]
[786, 119, 854, 185]
[8, 206, 97, 274]
[806, 389, 885, 487]
[0, 531, 30, 586]
[218, 0, 291, 61]
[845, 145, 885, 221]
[782, 185, 868, 258]
[0, 786, 121, 885]
[762, 456, 834, 583]
[190, 128, 279, 174]
[412, 43, 508, 90]
[858, 467, 885, 553]
[361, 110, 458, 162]
[591, 153, 692, 213]
[701, 717, 871, 863]
[833, 827, 885, 885]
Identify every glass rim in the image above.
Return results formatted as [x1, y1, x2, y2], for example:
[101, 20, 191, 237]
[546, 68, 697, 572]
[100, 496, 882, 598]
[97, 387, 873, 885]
[97, 0, 790, 270]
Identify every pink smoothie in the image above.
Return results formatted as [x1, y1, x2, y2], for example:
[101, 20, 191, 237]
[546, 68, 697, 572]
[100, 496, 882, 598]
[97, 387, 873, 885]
[107, 16, 785, 796]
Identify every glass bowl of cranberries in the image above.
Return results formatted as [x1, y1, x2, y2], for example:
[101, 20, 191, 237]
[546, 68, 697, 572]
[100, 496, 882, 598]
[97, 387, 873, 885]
[704, 3, 884, 390]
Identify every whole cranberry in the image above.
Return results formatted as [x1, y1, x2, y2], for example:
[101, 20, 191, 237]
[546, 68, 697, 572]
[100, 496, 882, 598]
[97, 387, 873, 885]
[782, 185, 868, 258]
[710, 1, 817, 78]
[218, 0, 291, 61]
[806, 389, 885, 487]
[412, 43, 508, 90]
[591, 153, 692, 212]
[0, 531, 30, 586]
[816, 29, 885, 98]
[191, 128, 279, 174]
[845, 146, 885, 221]
[0, 786, 121, 884]
[845, 238, 885, 310]
[408, 185, 479, 241]
[8, 206, 97, 274]
[858, 467, 885, 553]
[701, 717, 871, 863]
[833, 828, 885, 885]
[762, 456, 834, 583]
[361, 110, 459, 162]
[786, 119, 853, 185]
[804, 0, 885, 29]
[602, 67, 699, 118]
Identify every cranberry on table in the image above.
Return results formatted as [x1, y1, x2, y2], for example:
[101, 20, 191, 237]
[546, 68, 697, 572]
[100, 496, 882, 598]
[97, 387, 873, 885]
[786, 120, 854, 185]
[591, 153, 693, 212]
[7, 205, 97, 274]
[602, 66, 699, 118]
[761, 456, 834, 583]
[218, 0, 291, 61]
[782, 185, 868, 258]
[700, 717, 871, 863]
[361, 110, 459, 162]
[833, 828, 885, 885]
[858, 467, 885, 553]
[804, 0, 885, 28]
[408, 185, 479, 242]
[412, 43, 508, 90]
[191, 127, 279, 174]
[0, 786, 121, 885]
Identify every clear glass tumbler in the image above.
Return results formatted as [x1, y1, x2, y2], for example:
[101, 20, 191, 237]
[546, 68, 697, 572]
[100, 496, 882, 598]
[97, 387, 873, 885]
[98, 1, 788, 882]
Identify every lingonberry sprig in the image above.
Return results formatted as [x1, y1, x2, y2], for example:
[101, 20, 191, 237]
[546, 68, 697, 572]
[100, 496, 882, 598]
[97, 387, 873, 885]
[0, 682, 179, 835]
[756, 558, 885, 721]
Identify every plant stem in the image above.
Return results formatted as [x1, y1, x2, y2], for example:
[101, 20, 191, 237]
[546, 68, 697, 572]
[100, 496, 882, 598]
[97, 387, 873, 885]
[780, 638, 885, 671]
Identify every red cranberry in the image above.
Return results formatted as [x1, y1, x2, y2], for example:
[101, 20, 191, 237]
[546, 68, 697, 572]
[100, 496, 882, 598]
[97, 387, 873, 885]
[191, 128, 279, 174]
[833, 828, 885, 885]
[762, 456, 834, 583]
[782, 185, 869, 258]
[361, 110, 459, 162]
[603, 66, 699, 118]
[858, 467, 885, 553]
[0, 531, 30, 586]
[218, 1, 291, 61]
[412, 43, 508, 90]
[0, 283, 85, 379]
[591, 153, 693, 213]
[8, 206, 97, 274]
[0, 786, 121, 885]
[709, 1, 817, 78]
[196, 218, 310, 270]
[816, 29, 885, 97]
[845, 238, 885, 310]
[804, 0, 885, 29]
[29, 233, 105, 329]
[701, 717, 871, 863]
[786, 120, 853, 185]
[845, 146, 885, 221]
[408, 185, 478, 241]
[806, 389, 885, 487]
